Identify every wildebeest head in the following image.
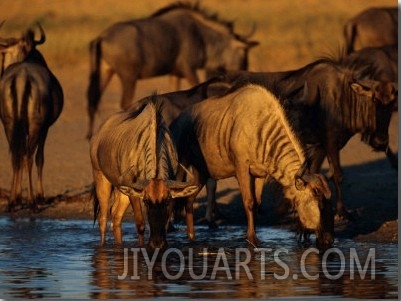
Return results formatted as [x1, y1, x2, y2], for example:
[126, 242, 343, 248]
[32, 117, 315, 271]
[208, 36, 259, 74]
[294, 163, 334, 247]
[351, 80, 398, 151]
[119, 178, 198, 250]
[0, 23, 46, 74]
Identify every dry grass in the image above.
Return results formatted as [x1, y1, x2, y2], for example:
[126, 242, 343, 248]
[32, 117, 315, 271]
[0, 0, 395, 71]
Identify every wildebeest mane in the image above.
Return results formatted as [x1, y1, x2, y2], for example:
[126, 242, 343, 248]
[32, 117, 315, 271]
[150, 1, 245, 39]
[319, 50, 378, 80]
[132, 94, 177, 180]
[317, 61, 377, 137]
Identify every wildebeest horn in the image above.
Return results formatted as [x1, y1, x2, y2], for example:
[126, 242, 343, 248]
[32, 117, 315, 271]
[294, 160, 309, 191]
[130, 180, 148, 191]
[296, 172, 331, 199]
[179, 163, 194, 183]
[295, 161, 308, 179]
[166, 180, 192, 189]
[34, 23, 46, 45]
[241, 22, 257, 40]
[0, 20, 5, 30]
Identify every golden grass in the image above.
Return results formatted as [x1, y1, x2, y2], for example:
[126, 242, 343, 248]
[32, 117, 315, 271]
[0, 0, 396, 71]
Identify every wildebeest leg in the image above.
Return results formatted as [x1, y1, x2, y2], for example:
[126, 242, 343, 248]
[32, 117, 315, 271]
[129, 196, 145, 247]
[25, 153, 36, 211]
[236, 164, 260, 246]
[386, 147, 398, 170]
[169, 75, 181, 91]
[93, 170, 112, 246]
[35, 128, 48, 205]
[326, 147, 349, 220]
[308, 145, 327, 174]
[111, 191, 130, 244]
[254, 177, 265, 214]
[119, 72, 138, 110]
[87, 64, 114, 139]
[183, 69, 200, 88]
[185, 169, 205, 241]
[9, 160, 23, 212]
[205, 178, 217, 228]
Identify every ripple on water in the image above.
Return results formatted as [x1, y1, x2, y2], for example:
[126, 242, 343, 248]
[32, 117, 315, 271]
[0, 217, 398, 299]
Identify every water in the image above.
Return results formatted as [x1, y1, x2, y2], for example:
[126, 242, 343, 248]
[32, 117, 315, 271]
[0, 217, 397, 299]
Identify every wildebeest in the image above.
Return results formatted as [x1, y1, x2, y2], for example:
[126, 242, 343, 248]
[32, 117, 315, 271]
[170, 84, 334, 247]
[220, 57, 398, 220]
[344, 7, 398, 54]
[0, 24, 63, 212]
[90, 97, 198, 250]
[105, 77, 230, 233]
[86, 1, 258, 139]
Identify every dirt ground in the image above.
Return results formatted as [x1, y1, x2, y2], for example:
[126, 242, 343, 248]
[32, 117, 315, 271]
[0, 61, 398, 244]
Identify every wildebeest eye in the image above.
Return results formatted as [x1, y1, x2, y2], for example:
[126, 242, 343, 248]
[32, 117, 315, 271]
[312, 188, 321, 197]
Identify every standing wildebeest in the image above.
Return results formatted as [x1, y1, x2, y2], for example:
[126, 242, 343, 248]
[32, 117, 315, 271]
[86, 1, 258, 139]
[0, 24, 63, 212]
[170, 84, 334, 247]
[344, 7, 398, 54]
[221, 57, 398, 220]
[90, 98, 198, 250]
[104, 77, 230, 234]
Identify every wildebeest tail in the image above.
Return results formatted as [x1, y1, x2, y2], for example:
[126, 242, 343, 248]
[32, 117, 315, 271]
[87, 38, 102, 110]
[92, 183, 100, 226]
[9, 72, 32, 171]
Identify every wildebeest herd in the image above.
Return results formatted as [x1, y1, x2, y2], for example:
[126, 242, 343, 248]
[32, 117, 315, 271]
[0, 3, 398, 250]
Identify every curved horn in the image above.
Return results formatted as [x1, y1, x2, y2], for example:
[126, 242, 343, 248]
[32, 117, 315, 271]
[295, 161, 309, 179]
[130, 180, 148, 191]
[179, 163, 194, 183]
[298, 173, 332, 199]
[294, 160, 310, 190]
[240, 22, 257, 40]
[34, 23, 46, 45]
[0, 20, 5, 30]
[166, 180, 192, 189]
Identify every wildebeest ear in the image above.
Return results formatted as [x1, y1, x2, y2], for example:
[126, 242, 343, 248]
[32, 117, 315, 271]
[170, 185, 199, 199]
[118, 185, 143, 198]
[350, 82, 373, 98]
[295, 176, 306, 191]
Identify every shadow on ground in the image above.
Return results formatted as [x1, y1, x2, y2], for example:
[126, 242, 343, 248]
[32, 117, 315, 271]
[0, 157, 397, 242]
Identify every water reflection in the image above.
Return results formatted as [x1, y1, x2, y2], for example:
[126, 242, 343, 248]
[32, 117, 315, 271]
[0, 217, 397, 299]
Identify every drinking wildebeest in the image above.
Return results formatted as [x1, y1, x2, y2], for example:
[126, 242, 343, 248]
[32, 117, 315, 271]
[131, 77, 230, 228]
[90, 78, 229, 236]
[0, 24, 63, 212]
[344, 7, 398, 54]
[90, 97, 198, 250]
[86, 1, 258, 139]
[170, 84, 334, 247]
[220, 57, 398, 220]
